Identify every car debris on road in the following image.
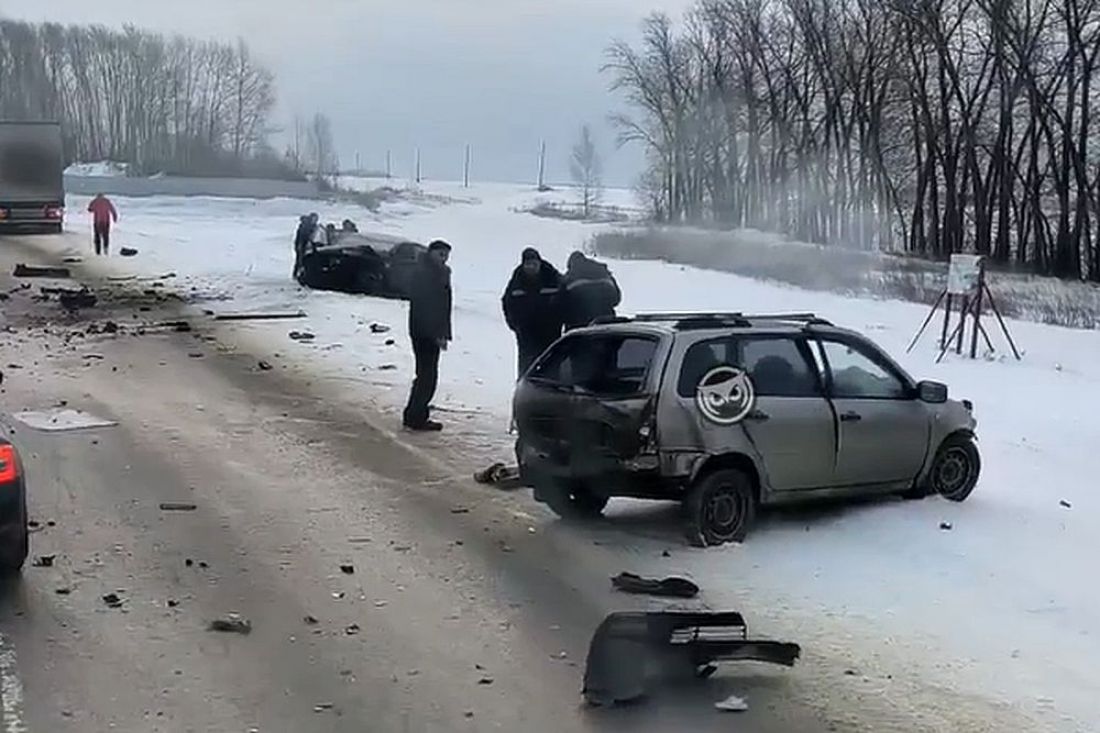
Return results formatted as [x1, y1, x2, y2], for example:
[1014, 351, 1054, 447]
[582, 611, 799, 706]
[611, 572, 699, 599]
[208, 613, 252, 635]
[159, 502, 197, 512]
[714, 693, 749, 712]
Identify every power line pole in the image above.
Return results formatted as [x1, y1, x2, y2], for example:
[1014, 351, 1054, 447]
[354, 150, 360, 174]
[537, 140, 546, 190]
[385, 149, 392, 178]
[463, 144, 471, 188]
[415, 147, 421, 184]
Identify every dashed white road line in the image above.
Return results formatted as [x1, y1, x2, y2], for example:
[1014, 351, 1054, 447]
[0, 634, 27, 733]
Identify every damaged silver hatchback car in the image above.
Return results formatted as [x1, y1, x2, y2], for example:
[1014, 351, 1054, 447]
[513, 312, 980, 546]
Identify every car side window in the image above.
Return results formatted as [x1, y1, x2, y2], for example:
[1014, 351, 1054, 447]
[678, 337, 738, 397]
[529, 335, 657, 396]
[819, 340, 909, 399]
[741, 338, 820, 397]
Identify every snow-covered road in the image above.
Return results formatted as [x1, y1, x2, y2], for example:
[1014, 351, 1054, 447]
[38, 180, 1100, 731]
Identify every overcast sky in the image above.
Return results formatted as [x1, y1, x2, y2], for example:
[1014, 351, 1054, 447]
[0, 0, 695, 186]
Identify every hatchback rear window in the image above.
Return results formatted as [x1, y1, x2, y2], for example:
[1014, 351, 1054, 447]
[528, 335, 658, 396]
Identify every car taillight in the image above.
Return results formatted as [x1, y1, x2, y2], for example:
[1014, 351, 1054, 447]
[45, 205, 63, 219]
[638, 402, 658, 454]
[0, 445, 18, 483]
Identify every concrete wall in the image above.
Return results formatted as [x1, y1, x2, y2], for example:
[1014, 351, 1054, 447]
[64, 175, 322, 200]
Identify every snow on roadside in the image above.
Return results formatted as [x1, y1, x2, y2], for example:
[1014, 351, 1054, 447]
[64, 160, 130, 178]
[47, 183, 1100, 731]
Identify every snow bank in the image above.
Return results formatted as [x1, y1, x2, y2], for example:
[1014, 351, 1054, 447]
[64, 160, 130, 178]
[50, 182, 1100, 731]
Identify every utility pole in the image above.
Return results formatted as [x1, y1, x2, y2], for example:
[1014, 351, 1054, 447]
[385, 149, 392, 179]
[537, 140, 546, 190]
[415, 147, 421, 184]
[354, 151, 360, 174]
[463, 144, 471, 188]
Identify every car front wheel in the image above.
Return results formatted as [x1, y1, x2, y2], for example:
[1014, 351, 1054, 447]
[685, 468, 757, 547]
[930, 435, 981, 502]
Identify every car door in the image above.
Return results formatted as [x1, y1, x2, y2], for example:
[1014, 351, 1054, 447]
[515, 336, 584, 468]
[816, 337, 931, 488]
[663, 334, 836, 492]
[567, 334, 661, 471]
[738, 336, 838, 492]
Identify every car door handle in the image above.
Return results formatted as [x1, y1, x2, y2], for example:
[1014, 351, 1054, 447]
[746, 409, 770, 422]
[840, 411, 862, 423]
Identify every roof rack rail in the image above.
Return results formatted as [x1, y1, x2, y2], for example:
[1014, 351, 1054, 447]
[631, 312, 748, 322]
[629, 311, 832, 327]
[589, 315, 633, 326]
[740, 312, 833, 326]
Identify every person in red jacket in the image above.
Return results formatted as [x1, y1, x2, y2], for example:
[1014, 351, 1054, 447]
[87, 193, 119, 256]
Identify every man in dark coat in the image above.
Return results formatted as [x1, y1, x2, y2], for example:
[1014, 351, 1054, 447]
[560, 251, 622, 330]
[293, 213, 318, 281]
[402, 239, 453, 432]
[502, 247, 563, 377]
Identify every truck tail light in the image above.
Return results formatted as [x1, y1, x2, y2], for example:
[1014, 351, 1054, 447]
[45, 205, 63, 220]
[0, 445, 19, 484]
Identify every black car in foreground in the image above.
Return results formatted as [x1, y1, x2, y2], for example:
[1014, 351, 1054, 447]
[0, 433, 28, 573]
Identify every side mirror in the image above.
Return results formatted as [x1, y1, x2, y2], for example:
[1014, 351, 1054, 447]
[917, 380, 948, 404]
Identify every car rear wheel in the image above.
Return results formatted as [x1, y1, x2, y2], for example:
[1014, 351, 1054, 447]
[0, 520, 28, 575]
[538, 480, 609, 519]
[684, 469, 756, 547]
[929, 435, 981, 502]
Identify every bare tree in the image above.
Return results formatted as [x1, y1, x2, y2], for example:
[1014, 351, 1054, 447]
[305, 112, 337, 183]
[570, 123, 604, 217]
[605, 0, 1100, 281]
[0, 20, 284, 177]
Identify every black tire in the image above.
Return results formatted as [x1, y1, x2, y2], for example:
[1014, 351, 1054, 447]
[0, 521, 28, 575]
[539, 481, 609, 519]
[928, 434, 981, 502]
[684, 468, 756, 547]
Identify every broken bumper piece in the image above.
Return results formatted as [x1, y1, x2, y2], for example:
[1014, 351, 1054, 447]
[582, 611, 800, 706]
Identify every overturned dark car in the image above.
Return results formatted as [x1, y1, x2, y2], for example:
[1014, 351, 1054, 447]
[295, 230, 427, 300]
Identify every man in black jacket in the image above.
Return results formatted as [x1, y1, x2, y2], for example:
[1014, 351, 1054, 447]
[560, 251, 622, 330]
[502, 247, 562, 377]
[403, 239, 453, 432]
[293, 213, 318, 281]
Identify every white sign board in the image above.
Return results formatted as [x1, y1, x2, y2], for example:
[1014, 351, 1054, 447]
[947, 254, 983, 295]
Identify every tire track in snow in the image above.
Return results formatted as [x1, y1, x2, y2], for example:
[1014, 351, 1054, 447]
[0, 634, 27, 733]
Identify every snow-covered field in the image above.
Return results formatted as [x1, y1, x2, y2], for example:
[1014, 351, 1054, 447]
[42, 181, 1100, 731]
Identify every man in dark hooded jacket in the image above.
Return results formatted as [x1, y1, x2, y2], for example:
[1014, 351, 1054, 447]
[293, 213, 318, 281]
[502, 247, 562, 377]
[560, 251, 622, 330]
[402, 239, 453, 432]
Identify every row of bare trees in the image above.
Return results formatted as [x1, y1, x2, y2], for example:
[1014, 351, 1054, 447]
[606, 0, 1100, 280]
[0, 19, 282, 177]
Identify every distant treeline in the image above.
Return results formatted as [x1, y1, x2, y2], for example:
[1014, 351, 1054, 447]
[0, 19, 300, 180]
[608, 0, 1100, 281]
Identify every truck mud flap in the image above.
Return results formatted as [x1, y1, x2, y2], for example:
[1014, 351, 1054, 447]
[582, 611, 800, 706]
